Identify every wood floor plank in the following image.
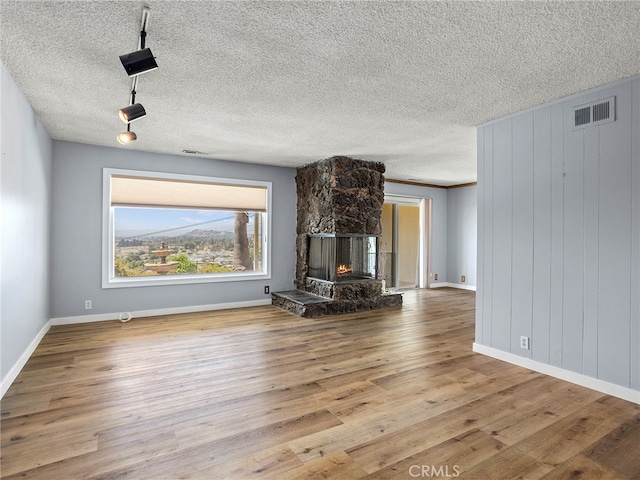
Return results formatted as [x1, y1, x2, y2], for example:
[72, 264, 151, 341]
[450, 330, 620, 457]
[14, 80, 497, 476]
[583, 413, 640, 478]
[478, 378, 606, 446]
[344, 376, 550, 474]
[464, 401, 637, 479]
[204, 445, 303, 480]
[367, 428, 507, 479]
[539, 454, 630, 480]
[0, 429, 99, 478]
[266, 450, 370, 480]
[1, 288, 637, 479]
[510, 400, 635, 466]
[322, 380, 390, 420]
[288, 393, 458, 465]
[102, 410, 342, 480]
[459, 445, 556, 479]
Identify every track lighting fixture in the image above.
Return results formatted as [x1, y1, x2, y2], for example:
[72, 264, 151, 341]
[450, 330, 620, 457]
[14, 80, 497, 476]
[116, 6, 156, 145]
[118, 103, 146, 123]
[119, 48, 158, 77]
[117, 124, 137, 144]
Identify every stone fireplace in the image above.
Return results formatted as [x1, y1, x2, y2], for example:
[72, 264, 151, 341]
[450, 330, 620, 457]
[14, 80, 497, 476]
[272, 156, 402, 317]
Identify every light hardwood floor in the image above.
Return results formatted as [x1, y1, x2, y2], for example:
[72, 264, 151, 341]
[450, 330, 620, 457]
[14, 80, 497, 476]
[1, 288, 638, 479]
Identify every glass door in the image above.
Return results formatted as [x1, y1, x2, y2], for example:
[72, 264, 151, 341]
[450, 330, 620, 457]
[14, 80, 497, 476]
[396, 205, 420, 288]
[380, 197, 424, 289]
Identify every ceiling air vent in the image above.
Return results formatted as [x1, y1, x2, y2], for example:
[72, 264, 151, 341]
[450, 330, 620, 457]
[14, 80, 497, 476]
[572, 96, 615, 130]
[182, 149, 210, 156]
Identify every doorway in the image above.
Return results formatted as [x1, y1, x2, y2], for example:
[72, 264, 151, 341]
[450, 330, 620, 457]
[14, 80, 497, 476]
[380, 195, 430, 289]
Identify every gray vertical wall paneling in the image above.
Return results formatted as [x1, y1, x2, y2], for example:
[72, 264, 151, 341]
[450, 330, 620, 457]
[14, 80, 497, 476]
[582, 90, 600, 379]
[597, 83, 633, 387]
[482, 127, 494, 346]
[549, 101, 565, 367]
[631, 78, 640, 391]
[491, 119, 513, 351]
[532, 107, 552, 364]
[562, 95, 586, 374]
[511, 113, 534, 357]
[476, 128, 485, 343]
[477, 77, 639, 391]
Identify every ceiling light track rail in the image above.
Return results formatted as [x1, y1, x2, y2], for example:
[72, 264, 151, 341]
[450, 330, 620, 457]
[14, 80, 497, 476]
[138, 7, 150, 50]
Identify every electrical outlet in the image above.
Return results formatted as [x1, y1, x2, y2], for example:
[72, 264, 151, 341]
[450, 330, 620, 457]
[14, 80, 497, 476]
[461, 275, 466, 283]
[520, 336, 530, 350]
[85, 300, 92, 310]
[264, 286, 270, 294]
[434, 273, 438, 281]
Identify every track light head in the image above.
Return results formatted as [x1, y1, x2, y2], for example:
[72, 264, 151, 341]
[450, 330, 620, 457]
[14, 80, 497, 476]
[117, 129, 137, 145]
[119, 48, 158, 77]
[118, 103, 146, 123]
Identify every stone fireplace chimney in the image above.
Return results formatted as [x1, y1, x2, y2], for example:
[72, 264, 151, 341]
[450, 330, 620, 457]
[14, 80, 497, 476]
[273, 156, 402, 316]
[295, 156, 385, 287]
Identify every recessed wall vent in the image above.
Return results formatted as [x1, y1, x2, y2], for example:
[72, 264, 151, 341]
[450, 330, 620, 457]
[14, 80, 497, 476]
[592, 101, 610, 122]
[574, 106, 591, 127]
[572, 96, 615, 130]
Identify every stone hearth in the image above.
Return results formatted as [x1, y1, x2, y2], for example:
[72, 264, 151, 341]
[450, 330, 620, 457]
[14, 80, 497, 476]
[272, 156, 402, 317]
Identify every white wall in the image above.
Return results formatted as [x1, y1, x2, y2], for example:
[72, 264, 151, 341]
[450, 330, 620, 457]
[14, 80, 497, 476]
[1, 63, 53, 389]
[447, 185, 477, 288]
[50, 141, 297, 319]
[476, 76, 640, 394]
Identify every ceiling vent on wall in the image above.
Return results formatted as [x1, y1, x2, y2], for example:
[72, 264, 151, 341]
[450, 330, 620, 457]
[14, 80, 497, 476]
[572, 96, 615, 130]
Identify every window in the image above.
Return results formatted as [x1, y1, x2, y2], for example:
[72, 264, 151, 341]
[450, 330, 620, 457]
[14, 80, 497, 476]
[102, 168, 271, 288]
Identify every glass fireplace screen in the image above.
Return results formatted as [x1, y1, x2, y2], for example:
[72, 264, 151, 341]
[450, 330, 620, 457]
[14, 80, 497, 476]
[307, 235, 377, 283]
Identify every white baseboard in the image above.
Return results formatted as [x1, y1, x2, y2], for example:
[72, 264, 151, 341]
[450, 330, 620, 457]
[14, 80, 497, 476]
[1, 320, 51, 398]
[431, 282, 476, 291]
[473, 343, 640, 405]
[50, 298, 273, 325]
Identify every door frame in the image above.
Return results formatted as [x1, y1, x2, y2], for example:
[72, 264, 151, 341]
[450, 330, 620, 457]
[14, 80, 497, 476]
[383, 194, 432, 289]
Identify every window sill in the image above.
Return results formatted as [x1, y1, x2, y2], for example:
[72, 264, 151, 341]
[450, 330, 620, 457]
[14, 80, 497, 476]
[102, 271, 270, 289]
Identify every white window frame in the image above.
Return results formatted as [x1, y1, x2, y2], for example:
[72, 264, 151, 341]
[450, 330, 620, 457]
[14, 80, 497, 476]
[102, 168, 272, 289]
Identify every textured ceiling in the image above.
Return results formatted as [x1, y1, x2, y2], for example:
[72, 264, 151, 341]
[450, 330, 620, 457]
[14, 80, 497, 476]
[2, 1, 640, 185]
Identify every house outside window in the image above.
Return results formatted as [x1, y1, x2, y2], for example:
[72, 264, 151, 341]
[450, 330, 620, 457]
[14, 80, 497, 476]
[102, 168, 271, 288]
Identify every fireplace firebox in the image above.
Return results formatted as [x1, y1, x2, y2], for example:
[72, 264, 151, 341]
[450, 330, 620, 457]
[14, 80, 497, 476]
[307, 235, 378, 283]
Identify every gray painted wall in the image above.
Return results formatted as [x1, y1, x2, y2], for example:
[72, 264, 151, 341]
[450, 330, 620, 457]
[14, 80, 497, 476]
[1, 63, 53, 382]
[50, 141, 297, 318]
[447, 185, 477, 287]
[384, 182, 449, 286]
[477, 76, 640, 391]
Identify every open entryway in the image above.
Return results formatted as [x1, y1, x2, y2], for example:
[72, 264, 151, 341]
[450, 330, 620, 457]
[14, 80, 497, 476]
[380, 195, 431, 290]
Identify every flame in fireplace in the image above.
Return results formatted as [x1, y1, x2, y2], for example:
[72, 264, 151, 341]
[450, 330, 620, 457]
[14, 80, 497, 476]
[336, 264, 352, 276]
